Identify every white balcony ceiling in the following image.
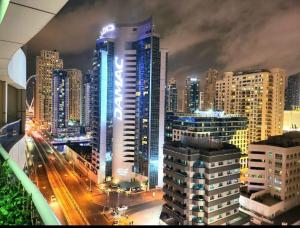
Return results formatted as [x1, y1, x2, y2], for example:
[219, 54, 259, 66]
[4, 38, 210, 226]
[0, 0, 68, 89]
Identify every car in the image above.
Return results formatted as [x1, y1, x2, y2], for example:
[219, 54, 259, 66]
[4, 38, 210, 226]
[111, 211, 117, 216]
[112, 220, 119, 225]
[110, 184, 119, 189]
[117, 205, 128, 212]
[50, 195, 56, 202]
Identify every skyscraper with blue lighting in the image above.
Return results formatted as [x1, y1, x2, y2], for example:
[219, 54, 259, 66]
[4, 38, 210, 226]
[90, 18, 167, 188]
[51, 69, 69, 137]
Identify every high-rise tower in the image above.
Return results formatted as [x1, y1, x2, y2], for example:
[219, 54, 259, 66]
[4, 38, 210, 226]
[51, 69, 69, 137]
[66, 69, 82, 123]
[35, 50, 63, 128]
[215, 68, 285, 143]
[183, 76, 200, 113]
[285, 72, 300, 110]
[90, 18, 167, 188]
[203, 69, 220, 111]
[166, 78, 178, 113]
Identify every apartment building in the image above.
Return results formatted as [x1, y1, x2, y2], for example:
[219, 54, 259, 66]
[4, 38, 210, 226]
[215, 68, 285, 143]
[239, 132, 300, 218]
[35, 50, 63, 128]
[160, 136, 248, 225]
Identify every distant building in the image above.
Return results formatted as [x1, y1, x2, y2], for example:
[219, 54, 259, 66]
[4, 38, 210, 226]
[283, 107, 300, 132]
[240, 132, 300, 219]
[165, 111, 175, 142]
[203, 69, 220, 111]
[66, 69, 82, 124]
[166, 78, 178, 113]
[285, 73, 300, 110]
[184, 76, 200, 113]
[199, 91, 204, 111]
[160, 136, 249, 225]
[215, 68, 285, 143]
[83, 70, 92, 131]
[51, 69, 80, 138]
[168, 111, 249, 169]
[35, 50, 63, 128]
[51, 69, 69, 137]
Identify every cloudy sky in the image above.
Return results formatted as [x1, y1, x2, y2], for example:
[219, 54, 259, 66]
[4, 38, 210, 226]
[25, 0, 300, 93]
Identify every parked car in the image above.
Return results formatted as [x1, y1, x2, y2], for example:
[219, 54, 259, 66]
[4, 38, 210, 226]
[117, 205, 128, 212]
[50, 195, 56, 202]
[112, 220, 119, 225]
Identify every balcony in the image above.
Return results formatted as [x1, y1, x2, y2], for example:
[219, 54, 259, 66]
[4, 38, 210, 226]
[173, 191, 188, 204]
[193, 167, 205, 173]
[192, 217, 205, 225]
[192, 209, 204, 217]
[173, 200, 187, 215]
[193, 161, 205, 173]
[0, 145, 60, 225]
[192, 192, 205, 205]
[163, 158, 188, 171]
[173, 171, 189, 182]
[193, 174, 205, 184]
[0, 120, 22, 151]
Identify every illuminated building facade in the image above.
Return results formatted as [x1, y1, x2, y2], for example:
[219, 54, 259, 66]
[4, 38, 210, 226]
[215, 68, 285, 143]
[169, 111, 248, 169]
[160, 137, 245, 225]
[51, 69, 69, 137]
[66, 69, 82, 123]
[166, 78, 178, 113]
[90, 18, 167, 188]
[285, 72, 300, 110]
[35, 50, 63, 128]
[83, 70, 92, 132]
[184, 76, 200, 113]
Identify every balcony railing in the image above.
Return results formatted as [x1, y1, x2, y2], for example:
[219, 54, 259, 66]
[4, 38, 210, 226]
[0, 119, 22, 151]
[0, 145, 61, 225]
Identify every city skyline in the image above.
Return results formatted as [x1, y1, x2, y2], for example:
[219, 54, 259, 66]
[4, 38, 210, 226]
[24, 0, 300, 93]
[1, 0, 300, 226]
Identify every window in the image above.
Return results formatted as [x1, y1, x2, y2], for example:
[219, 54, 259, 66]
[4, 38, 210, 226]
[268, 152, 273, 157]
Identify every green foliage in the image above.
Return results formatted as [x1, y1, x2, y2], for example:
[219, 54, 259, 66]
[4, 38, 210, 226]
[0, 161, 33, 225]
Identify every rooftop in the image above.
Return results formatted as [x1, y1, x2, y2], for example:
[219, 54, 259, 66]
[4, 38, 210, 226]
[253, 132, 300, 148]
[176, 110, 243, 119]
[165, 139, 240, 157]
[253, 193, 282, 206]
[233, 68, 271, 76]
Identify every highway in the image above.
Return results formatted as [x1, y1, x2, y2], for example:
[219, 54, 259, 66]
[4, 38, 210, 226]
[30, 132, 108, 225]
[30, 134, 88, 225]
[26, 137, 68, 225]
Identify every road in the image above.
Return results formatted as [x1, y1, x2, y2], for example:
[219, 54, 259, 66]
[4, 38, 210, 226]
[30, 132, 108, 225]
[123, 200, 162, 225]
[26, 137, 68, 225]
[29, 135, 88, 225]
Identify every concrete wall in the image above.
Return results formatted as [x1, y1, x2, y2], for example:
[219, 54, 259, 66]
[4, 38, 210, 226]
[64, 146, 98, 183]
[8, 136, 26, 170]
[239, 195, 284, 218]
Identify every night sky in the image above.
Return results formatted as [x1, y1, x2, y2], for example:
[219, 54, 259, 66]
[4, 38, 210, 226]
[24, 0, 300, 96]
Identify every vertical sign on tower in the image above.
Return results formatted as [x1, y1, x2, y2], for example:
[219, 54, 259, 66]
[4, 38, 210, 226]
[114, 57, 123, 120]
